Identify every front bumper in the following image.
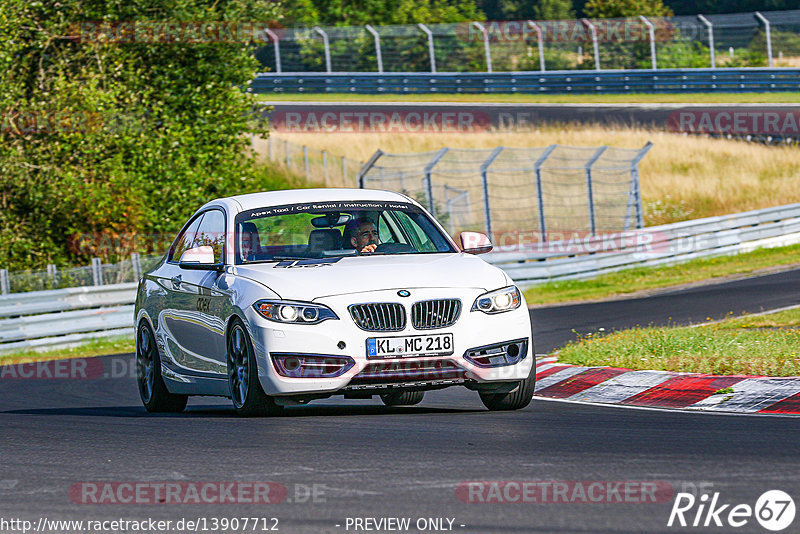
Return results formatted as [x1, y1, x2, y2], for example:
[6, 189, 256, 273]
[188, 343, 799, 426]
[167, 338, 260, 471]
[243, 288, 534, 397]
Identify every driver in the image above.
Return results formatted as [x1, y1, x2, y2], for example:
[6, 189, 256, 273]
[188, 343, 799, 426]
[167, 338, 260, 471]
[345, 217, 380, 254]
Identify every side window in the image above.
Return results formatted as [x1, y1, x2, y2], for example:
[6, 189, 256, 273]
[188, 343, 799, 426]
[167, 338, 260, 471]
[169, 214, 204, 262]
[395, 211, 437, 252]
[193, 210, 226, 263]
[378, 212, 398, 244]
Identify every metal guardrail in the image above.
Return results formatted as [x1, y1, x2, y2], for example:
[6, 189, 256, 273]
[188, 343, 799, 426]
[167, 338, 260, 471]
[0, 284, 136, 353]
[3, 203, 800, 352]
[485, 203, 800, 284]
[251, 68, 800, 95]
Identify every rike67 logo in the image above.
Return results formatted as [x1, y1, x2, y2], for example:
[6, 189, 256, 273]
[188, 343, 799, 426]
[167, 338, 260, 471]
[668, 490, 795, 531]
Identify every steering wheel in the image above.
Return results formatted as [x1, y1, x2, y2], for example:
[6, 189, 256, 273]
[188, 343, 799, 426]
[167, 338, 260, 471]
[374, 242, 416, 254]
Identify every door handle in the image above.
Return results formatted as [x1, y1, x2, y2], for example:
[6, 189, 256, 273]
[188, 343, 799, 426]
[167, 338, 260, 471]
[171, 275, 182, 287]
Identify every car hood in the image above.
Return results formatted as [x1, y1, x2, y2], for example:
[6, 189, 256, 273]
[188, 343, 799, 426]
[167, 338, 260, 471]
[233, 253, 509, 300]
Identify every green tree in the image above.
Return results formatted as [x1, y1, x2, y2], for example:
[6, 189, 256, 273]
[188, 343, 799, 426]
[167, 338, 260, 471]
[0, 0, 303, 270]
[534, 0, 576, 20]
[584, 0, 673, 18]
[282, 0, 484, 26]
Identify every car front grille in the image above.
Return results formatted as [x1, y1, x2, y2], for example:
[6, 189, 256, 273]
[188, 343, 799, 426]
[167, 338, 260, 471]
[348, 359, 466, 385]
[411, 299, 461, 330]
[349, 303, 406, 332]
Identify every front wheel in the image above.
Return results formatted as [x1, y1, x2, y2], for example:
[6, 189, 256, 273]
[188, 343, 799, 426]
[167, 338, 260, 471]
[479, 368, 535, 412]
[380, 390, 425, 406]
[227, 319, 282, 417]
[136, 321, 188, 413]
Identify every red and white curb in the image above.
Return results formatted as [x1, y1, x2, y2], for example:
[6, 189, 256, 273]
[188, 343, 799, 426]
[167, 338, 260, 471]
[534, 357, 800, 415]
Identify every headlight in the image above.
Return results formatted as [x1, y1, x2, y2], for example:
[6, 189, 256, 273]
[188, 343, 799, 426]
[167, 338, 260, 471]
[254, 300, 338, 324]
[471, 286, 521, 314]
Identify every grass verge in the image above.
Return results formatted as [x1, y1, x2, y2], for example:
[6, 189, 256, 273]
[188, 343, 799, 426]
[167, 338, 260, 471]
[0, 335, 134, 365]
[523, 243, 800, 306]
[257, 92, 800, 104]
[555, 308, 800, 376]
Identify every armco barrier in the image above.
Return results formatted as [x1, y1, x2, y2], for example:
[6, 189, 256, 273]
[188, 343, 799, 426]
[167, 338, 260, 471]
[486, 203, 800, 283]
[2, 203, 800, 352]
[0, 284, 136, 352]
[251, 69, 800, 95]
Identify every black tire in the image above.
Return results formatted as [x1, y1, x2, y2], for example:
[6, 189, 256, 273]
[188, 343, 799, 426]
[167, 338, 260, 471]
[136, 321, 188, 413]
[479, 365, 536, 412]
[380, 390, 425, 406]
[227, 319, 282, 417]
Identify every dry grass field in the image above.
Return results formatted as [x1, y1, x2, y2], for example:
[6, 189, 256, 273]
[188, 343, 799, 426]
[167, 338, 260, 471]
[264, 126, 800, 225]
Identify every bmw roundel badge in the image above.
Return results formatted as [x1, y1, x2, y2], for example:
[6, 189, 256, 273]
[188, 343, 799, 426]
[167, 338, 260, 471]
[397, 290, 411, 297]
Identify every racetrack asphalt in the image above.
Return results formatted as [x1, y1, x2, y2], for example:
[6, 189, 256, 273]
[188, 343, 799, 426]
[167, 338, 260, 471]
[2, 268, 800, 533]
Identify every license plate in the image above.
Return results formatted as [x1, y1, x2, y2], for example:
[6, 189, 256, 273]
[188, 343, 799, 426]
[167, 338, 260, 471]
[366, 333, 454, 359]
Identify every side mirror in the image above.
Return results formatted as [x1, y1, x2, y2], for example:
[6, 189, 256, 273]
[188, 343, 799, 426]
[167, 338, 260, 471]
[460, 231, 493, 255]
[179, 246, 222, 271]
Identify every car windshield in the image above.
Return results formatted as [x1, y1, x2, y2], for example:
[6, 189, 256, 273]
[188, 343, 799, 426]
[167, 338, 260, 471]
[234, 201, 456, 264]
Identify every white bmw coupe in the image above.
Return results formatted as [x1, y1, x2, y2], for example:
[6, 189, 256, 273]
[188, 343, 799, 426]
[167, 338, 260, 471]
[134, 189, 534, 416]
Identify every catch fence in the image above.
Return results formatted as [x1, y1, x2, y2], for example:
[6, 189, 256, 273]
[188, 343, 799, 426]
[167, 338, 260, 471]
[0, 254, 162, 296]
[254, 10, 800, 75]
[254, 135, 363, 187]
[358, 143, 652, 239]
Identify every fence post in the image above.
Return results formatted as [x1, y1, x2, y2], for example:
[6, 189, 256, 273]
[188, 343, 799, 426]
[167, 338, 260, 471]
[91, 258, 103, 286]
[697, 15, 715, 69]
[322, 150, 329, 186]
[47, 264, 57, 289]
[303, 146, 310, 181]
[131, 252, 142, 281]
[285, 139, 290, 168]
[418, 23, 436, 73]
[471, 22, 492, 73]
[0, 269, 9, 295]
[581, 19, 601, 70]
[365, 24, 383, 73]
[356, 150, 384, 189]
[526, 21, 546, 72]
[479, 146, 504, 241]
[422, 148, 449, 217]
[639, 16, 657, 70]
[534, 145, 557, 241]
[313, 26, 332, 73]
[585, 146, 608, 236]
[624, 142, 653, 230]
[754, 12, 773, 67]
[264, 28, 282, 73]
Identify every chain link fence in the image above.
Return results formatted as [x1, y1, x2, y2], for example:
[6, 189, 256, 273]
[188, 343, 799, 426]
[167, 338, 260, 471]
[357, 144, 652, 239]
[0, 254, 163, 295]
[253, 135, 363, 187]
[255, 10, 800, 74]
